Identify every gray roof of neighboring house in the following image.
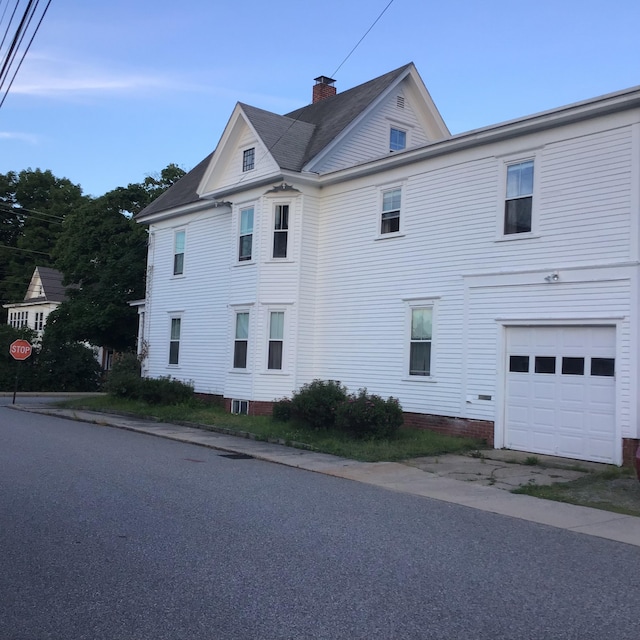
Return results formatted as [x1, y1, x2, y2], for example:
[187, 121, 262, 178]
[23, 266, 72, 303]
[136, 64, 412, 220]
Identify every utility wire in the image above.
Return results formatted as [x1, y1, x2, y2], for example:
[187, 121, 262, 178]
[0, 0, 52, 111]
[331, 0, 396, 78]
[228, 0, 397, 192]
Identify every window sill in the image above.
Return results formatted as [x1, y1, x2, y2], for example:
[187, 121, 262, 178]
[171, 274, 186, 279]
[494, 233, 540, 243]
[267, 258, 295, 264]
[234, 260, 256, 267]
[402, 376, 436, 383]
[261, 370, 290, 376]
[229, 369, 251, 375]
[375, 232, 405, 241]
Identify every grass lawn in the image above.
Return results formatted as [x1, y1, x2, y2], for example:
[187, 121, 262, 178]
[58, 395, 484, 463]
[512, 467, 640, 517]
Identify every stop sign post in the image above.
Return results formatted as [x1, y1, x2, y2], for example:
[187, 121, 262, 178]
[9, 339, 32, 404]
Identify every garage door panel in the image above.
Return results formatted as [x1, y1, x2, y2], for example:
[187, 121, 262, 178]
[505, 326, 616, 464]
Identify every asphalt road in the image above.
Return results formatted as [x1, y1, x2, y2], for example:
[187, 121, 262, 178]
[1, 406, 639, 640]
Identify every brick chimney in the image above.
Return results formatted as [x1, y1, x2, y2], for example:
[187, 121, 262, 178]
[313, 75, 336, 103]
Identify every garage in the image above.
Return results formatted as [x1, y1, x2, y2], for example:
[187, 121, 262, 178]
[504, 325, 616, 464]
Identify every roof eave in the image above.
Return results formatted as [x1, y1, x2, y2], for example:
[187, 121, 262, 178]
[318, 86, 640, 186]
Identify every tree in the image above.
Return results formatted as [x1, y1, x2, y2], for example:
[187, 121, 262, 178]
[0, 169, 87, 317]
[51, 196, 148, 351]
[50, 163, 185, 351]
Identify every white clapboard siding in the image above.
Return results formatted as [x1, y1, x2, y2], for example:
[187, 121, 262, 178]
[314, 86, 431, 174]
[211, 123, 279, 194]
[464, 276, 632, 438]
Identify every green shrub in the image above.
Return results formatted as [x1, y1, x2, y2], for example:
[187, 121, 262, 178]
[104, 352, 142, 399]
[336, 389, 404, 439]
[137, 376, 194, 405]
[290, 379, 348, 430]
[272, 398, 293, 422]
[105, 354, 193, 405]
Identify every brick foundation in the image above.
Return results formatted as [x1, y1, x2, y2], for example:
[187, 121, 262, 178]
[194, 392, 224, 408]
[622, 438, 640, 468]
[403, 412, 494, 446]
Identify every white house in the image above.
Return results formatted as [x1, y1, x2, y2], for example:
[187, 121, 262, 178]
[4, 266, 70, 339]
[135, 63, 640, 466]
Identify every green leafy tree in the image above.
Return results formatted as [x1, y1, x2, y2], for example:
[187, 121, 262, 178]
[0, 169, 87, 317]
[51, 164, 185, 351]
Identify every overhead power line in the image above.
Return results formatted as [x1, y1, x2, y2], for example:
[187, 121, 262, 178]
[0, 0, 53, 111]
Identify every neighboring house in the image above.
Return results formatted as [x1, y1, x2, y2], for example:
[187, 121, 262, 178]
[3, 265, 114, 370]
[134, 63, 640, 466]
[3, 266, 70, 339]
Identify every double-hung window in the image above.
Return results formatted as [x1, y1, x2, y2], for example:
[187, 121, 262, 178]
[390, 127, 406, 152]
[504, 160, 534, 234]
[409, 307, 432, 376]
[272, 205, 289, 259]
[169, 317, 181, 365]
[234, 312, 249, 368]
[268, 311, 284, 370]
[173, 230, 185, 275]
[35, 311, 44, 331]
[381, 188, 401, 235]
[242, 147, 255, 172]
[239, 207, 254, 262]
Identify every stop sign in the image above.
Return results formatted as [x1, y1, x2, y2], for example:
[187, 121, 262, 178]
[9, 339, 32, 361]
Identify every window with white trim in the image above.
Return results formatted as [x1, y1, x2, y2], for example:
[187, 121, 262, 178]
[173, 230, 185, 275]
[272, 205, 289, 259]
[504, 160, 534, 234]
[268, 311, 284, 370]
[390, 127, 406, 152]
[234, 312, 249, 368]
[242, 148, 255, 172]
[409, 307, 432, 376]
[239, 207, 254, 262]
[231, 399, 249, 415]
[381, 187, 401, 235]
[169, 317, 181, 365]
[34, 311, 44, 331]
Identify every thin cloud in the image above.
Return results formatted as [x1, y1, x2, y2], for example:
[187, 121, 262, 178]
[9, 52, 202, 98]
[0, 132, 39, 144]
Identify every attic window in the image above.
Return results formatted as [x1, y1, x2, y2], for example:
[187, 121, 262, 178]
[396, 96, 405, 109]
[243, 148, 255, 172]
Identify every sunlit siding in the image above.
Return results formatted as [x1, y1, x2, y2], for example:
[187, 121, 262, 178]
[213, 125, 280, 193]
[463, 275, 632, 440]
[309, 119, 637, 423]
[144, 206, 232, 395]
[296, 194, 320, 388]
[315, 87, 431, 174]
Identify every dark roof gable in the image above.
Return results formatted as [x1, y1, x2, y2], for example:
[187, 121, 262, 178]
[136, 63, 414, 220]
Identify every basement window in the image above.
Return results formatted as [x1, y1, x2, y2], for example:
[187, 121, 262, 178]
[231, 399, 249, 415]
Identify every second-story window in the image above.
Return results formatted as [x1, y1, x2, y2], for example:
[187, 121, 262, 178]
[273, 205, 289, 258]
[381, 188, 401, 234]
[239, 207, 254, 262]
[504, 160, 534, 234]
[173, 230, 185, 275]
[243, 147, 255, 172]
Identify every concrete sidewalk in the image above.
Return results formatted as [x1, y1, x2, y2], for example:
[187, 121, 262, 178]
[9, 404, 640, 548]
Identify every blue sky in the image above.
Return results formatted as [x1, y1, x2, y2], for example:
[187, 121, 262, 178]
[1, 0, 639, 198]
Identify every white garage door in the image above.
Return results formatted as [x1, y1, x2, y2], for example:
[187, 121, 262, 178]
[505, 326, 616, 463]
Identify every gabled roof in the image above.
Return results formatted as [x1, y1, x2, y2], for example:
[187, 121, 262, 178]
[239, 104, 315, 172]
[15, 266, 71, 304]
[135, 152, 213, 220]
[285, 63, 415, 166]
[136, 63, 439, 220]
